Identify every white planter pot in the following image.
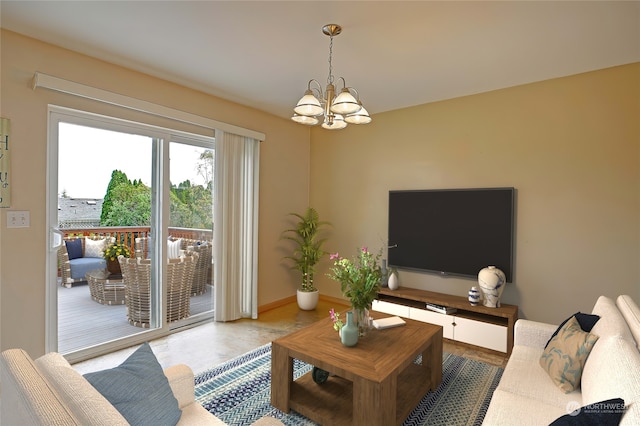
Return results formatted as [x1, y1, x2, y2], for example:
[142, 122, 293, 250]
[297, 289, 319, 310]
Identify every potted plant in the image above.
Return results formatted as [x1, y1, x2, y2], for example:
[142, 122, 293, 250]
[282, 207, 330, 310]
[103, 241, 131, 275]
[327, 247, 383, 335]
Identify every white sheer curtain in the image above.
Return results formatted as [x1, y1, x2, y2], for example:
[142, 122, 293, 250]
[213, 130, 260, 321]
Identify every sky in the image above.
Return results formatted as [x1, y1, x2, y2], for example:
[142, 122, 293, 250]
[58, 123, 210, 199]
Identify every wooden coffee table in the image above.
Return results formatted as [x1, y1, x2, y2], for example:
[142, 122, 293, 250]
[271, 312, 443, 425]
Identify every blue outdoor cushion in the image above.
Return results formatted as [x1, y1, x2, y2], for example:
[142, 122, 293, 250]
[83, 343, 181, 426]
[65, 238, 83, 260]
[70, 258, 106, 280]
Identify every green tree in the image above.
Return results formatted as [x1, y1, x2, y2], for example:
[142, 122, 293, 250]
[196, 150, 214, 190]
[101, 158, 213, 229]
[100, 170, 131, 224]
[169, 180, 212, 229]
[103, 182, 151, 226]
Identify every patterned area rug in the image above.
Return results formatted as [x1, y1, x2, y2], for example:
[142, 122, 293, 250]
[195, 343, 503, 426]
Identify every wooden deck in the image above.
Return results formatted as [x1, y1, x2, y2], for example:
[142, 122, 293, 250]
[58, 281, 214, 354]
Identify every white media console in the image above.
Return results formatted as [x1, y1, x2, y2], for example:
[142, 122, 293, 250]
[373, 287, 518, 355]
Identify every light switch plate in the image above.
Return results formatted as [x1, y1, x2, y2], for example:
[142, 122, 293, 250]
[7, 210, 30, 228]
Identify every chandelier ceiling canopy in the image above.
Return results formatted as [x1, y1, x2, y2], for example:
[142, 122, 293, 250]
[291, 24, 372, 130]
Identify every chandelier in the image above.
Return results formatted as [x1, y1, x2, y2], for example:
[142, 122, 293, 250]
[291, 24, 372, 130]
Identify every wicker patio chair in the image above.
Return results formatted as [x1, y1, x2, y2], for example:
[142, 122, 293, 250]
[57, 235, 113, 287]
[134, 236, 151, 259]
[136, 236, 212, 296]
[184, 241, 212, 296]
[119, 252, 198, 328]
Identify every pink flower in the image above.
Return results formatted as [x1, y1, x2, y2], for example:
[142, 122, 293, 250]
[329, 308, 336, 320]
[330, 252, 340, 260]
[361, 246, 368, 253]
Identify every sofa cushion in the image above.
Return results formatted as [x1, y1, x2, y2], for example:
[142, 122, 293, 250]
[617, 295, 640, 347]
[540, 316, 599, 393]
[65, 238, 83, 260]
[581, 335, 640, 410]
[35, 352, 128, 425]
[84, 343, 182, 426]
[85, 237, 107, 258]
[590, 296, 634, 342]
[483, 388, 568, 426]
[545, 312, 600, 349]
[493, 344, 581, 409]
[549, 398, 625, 426]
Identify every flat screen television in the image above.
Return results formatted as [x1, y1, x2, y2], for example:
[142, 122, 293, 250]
[388, 187, 515, 282]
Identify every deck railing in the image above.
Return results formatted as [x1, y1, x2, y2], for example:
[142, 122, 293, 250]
[61, 226, 213, 258]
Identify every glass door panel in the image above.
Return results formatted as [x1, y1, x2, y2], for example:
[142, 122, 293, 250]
[168, 141, 215, 325]
[56, 122, 157, 354]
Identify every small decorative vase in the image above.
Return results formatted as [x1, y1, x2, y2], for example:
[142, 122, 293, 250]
[106, 258, 121, 275]
[380, 259, 388, 288]
[468, 286, 481, 306]
[478, 266, 506, 308]
[353, 307, 370, 337]
[341, 311, 358, 347]
[388, 270, 399, 290]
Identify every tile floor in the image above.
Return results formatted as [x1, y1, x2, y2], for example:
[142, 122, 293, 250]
[72, 299, 508, 375]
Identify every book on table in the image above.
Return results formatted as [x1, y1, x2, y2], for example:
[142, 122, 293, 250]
[372, 316, 406, 329]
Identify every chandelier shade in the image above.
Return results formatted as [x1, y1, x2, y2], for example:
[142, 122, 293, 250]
[292, 114, 320, 125]
[291, 24, 371, 130]
[321, 113, 347, 130]
[293, 89, 323, 116]
[344, 105, 372, 125]
[331, 88, 361, 115]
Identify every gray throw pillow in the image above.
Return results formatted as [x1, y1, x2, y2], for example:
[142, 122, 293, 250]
[84, 342, 181, 426]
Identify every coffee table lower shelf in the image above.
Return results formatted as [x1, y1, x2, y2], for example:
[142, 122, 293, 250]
[289, 362, 432, 426]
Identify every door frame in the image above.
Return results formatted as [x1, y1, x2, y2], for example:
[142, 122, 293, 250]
[46, 105, 214, 363]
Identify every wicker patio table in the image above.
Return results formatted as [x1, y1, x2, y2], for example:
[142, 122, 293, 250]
[85, 269, 125, 305]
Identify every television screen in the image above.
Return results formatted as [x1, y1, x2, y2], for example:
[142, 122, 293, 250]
[388, 188, 515, 282]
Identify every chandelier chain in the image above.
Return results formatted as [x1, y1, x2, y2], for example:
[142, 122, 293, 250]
[327, 35, 334, 86]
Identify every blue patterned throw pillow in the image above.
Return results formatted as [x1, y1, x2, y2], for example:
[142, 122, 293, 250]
[84, 342, 181, 426]
[540, 316, 599, 393]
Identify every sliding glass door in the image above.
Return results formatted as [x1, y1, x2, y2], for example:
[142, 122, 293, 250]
[47, 107, 214, 361]
[168, 140, 215, 327]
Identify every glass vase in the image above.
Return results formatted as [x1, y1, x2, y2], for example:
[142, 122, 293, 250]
[353, 307, 370, 337]
[341, 311, 358, 347]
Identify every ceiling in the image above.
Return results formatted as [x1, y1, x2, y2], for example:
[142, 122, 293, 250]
[2, 1, 639, 120]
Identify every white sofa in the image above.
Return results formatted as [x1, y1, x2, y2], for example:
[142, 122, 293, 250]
[484, 295, 640, 425]
[0, 347, 283, 426]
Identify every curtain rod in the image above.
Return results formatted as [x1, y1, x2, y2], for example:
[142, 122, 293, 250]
[32, 72, 266, 141]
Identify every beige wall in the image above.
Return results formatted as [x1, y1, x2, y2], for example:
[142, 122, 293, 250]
[0, 30, 311, 355]
[2, 28, 639, 355]
[310, 63, 640, 324]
